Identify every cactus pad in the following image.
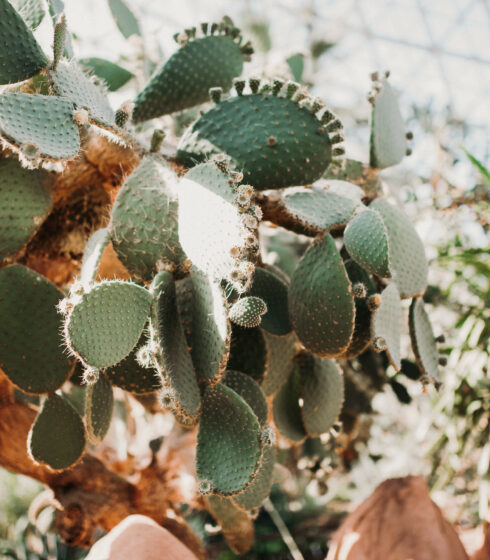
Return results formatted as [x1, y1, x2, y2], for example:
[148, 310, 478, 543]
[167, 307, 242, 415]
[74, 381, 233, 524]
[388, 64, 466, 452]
[0, 0, 48, 84]
[154, 270, 201, 423]
[273, 365, 306, 443]
[110, 156, 185, 281]
[224, 370, 268, 426]
[299, 354, 344, 437]
[28, 394, 86, 470]
[0, 265, 71, 394]
[0, 93, 80, 160]
[289, 233, 355, 357]
[372, 283, 402, 370]
[371, 199, 428, 298]
[178, 163, 258, 291]
[369, 76, 407, 169]
[189, 267, 230, 385]
[132, 25, 247, 121]
[80, 228, 110, 285]
[10, 0, 46, 31]
[0, 158, 52, 260]
[48, 61, 115, 129]
[227, 325, 267, 384]
[261, 330, 298, 396]
[229, 296, 267, 328]
[409, 298, 439, 378]
[344, 208, 391, 277]
[177, 82, 341, 189]
[234, 442, 275, 510]
[197, 383, 262, 495]
[65, 281, 152, 368]
[85, 373, 114, 444]
[282, 187, 359, 232]
[248, 267, 292, 335]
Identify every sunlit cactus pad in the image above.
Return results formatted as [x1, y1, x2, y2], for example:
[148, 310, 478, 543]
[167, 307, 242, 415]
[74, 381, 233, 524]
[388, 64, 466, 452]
[0, 265, 71, 394]
[132, 23, 248, 121]
[85, 373, 114, 444]
[0, 93, 80, 160]
[409, 297, 439, 379]
[0, 0, 47, 84]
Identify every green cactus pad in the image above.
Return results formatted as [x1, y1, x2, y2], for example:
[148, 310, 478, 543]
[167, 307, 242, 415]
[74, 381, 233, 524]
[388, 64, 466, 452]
[79, 57, 133, 92]
[323, 159, 383, 197]
[28, 394, 86, 470]
[175, 275, 194, 346]
[0, 93, 80, 160]
[372, 283, 402, 371]
[247, 267, 292, 335]
[272, 366, 306, 443]
[0, 0, 48, 84]
[338, 260, 377, 359]
[178, 163, 258, 291]
[0, 158, 52, 260]
[227, 325, 267, 384]
[154, 270, 201, 423]
[189, 267, 230, 385]
[10, 0, 46, 31]
[369, 77, 407, 169]
[65, 281, 152, 368]
[105, 333, 161, 394]
[177, 85, 339, 190]
[371, 199, 428, 298]
[282, 187, 359, 232]
[234, 442, 275, 510]
[48, 61, 115, 129]
[0, 265, 71, 394]
[289, 233, 355, 357]
[224, 370, 268, 426]
[261, 330, 298, 396]
[132, 26, 247, 121]
[229, 296, 267, 328]
[197, 383, 262, 496]
[80, 228, 110, 285]
[344, 208, 391, 277]
[325, 179, 365, 201]
[205, 495, 255, 555]
[299, 354, 344, 437]
[110, 156, 185, 281]
[409, 298, 439, 378]
[85, 373, 114, 444]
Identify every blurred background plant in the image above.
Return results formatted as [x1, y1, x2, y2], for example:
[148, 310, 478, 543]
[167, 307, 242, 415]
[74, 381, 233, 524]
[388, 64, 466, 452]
[1, 0, 488, 558]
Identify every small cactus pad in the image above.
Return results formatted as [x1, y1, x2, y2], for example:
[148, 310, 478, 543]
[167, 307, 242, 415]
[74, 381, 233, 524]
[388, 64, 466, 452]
[178, 163, 258, 291]
[28, 394, 86, 470]
[110, 156, 185, 281]
[409, 298, 439, 378]
[10, 0, 46, 31]
[132, 26, 247, 121]
[0, 157, 52, 260]
[175, 275, 194, 346]
[227, 325, 267, 384]
[65, 281, 152, 368]
[344, 208, 391, 277]
[299, 354, 344, 437]
[369, 76, 407, 169]
[272, 366, 307, 443]
[338, 260, 377, 359]
[0, 265, 71, 394]
[79, 57, 133, 92]
[205, 495, 255, 555]
[85, 373, 114, 444]
[282, 187, 359, 232]
[154, 270, 201, 423]
[325, 179, 365, 201]
[105, 333, 161, 394]
[248, 267, 292, 335]
[261, 330, 298, 396]
[371, 199, 428, 298]
[48, 61, 115, 129]
[229, 296, 267, 328]
[80, 228, 111, 285]
[372, 283, 402, 371]
[197, 383, 262, 495]
[224, 370, 268, 426]
[323, 159, 383, 197]
[0, 93, 80, 160]
[0, 0, 48, 84]
[289, 233, 355, 357]
[234, 442, 275, 510]
[189, 267, 230, 385]
[177, 85, 339, 190]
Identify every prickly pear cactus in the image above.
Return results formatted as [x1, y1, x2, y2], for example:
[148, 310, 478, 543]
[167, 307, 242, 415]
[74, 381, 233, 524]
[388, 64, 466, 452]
[0, 4, 439, 555]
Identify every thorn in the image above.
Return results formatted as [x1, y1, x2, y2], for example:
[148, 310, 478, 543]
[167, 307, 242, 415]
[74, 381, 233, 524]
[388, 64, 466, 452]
[320, 110, 335, 125]
[249, 77, 260, 94]
[209, 86, 223, 104]
[233, 78, 245, 96]
[330, 133, 344, 145]
[293, 88, 308, 104]
[332, 146, 345, 156]
[210, 22, 219, 34]
[285, 81, 300, 99]
[272, 78, 285, 96]
[267, 135, 277, 147]
[200, 22, 208, 35]
[311, 97, 325, 114]
[260, 83, 272, 94]
[406, 131, 413, 140]
[325, 119, 342, 133]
